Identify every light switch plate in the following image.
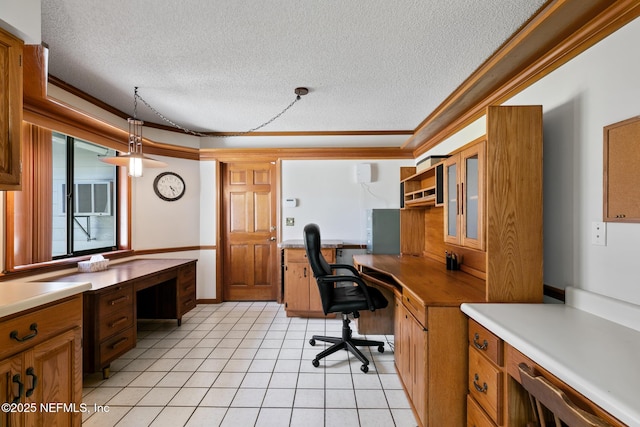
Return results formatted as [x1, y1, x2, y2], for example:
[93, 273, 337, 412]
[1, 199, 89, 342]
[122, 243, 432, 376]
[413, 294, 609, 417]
[286, 217, 295, 226]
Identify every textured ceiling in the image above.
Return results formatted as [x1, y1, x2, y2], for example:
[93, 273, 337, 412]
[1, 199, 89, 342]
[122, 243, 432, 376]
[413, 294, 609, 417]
[41, 0, 547, 143]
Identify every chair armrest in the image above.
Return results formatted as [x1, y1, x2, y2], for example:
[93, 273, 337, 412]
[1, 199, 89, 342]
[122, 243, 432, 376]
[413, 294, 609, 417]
[329, 263, 360, 276]
[318, 274, 376, 311]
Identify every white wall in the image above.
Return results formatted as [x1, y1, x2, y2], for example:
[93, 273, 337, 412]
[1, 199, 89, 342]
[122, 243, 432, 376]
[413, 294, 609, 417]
[281, 159, 413, 243]
[422, 17, 640, 305]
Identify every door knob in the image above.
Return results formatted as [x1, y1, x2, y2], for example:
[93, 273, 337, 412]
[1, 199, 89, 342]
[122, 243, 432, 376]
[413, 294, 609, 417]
[268, 237, 276, 241]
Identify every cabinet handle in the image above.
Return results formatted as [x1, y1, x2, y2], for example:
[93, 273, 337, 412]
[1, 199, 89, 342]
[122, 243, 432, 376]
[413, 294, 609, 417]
[460, 182, 464, 215]
[110, 337, 129, 349]
[109, 316, 130, 329]
[109, 295, 129, 306]
[12, 374, 23, 404]
[304, 267, 307, 278]
[473, 333, 488, 350]
[473, 373, 488, 393]
[10, 323, 38, 342]
[25, 367, 38, 398]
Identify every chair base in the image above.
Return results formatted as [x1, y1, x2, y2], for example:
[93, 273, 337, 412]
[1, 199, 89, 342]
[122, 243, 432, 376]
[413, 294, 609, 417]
[309, 313, 385, 373]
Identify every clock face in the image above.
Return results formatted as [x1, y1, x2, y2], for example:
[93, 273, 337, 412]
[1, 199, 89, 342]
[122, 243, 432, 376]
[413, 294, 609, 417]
[153, 172, 186, 201]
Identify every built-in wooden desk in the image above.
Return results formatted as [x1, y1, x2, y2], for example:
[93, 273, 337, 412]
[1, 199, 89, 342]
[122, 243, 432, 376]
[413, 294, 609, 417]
[44, 258, 197, 378]
[353, 254, 485, 427]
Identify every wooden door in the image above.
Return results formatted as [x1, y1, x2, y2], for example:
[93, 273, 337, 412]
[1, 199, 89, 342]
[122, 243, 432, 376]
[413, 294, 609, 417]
[222, 162, 278, 301]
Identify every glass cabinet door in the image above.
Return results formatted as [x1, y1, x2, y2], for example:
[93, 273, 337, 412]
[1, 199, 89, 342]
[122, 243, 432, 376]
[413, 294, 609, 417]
[444, 158, 459, 243]
[461, 142, 484, 250]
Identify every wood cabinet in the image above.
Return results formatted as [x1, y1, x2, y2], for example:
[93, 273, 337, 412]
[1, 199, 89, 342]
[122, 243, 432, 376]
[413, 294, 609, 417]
[468, 319, 504, 426]
[444, 140, 485, 250]
[393, 298, 428, 422]
[84, 283, 136, 376]
[401, 163, 444, 208]
[284, 248, 335, 317]
[48, 259, 198, 378]
[0, 28, 23, 190]
[0, 295, 83, 427]
[466, 318, 626, 427]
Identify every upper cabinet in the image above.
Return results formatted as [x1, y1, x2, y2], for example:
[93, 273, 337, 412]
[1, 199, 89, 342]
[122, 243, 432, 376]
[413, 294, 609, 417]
[0, 28, 23, 190]
[444, 140, 485, 251]
[401, 105, 543, 303]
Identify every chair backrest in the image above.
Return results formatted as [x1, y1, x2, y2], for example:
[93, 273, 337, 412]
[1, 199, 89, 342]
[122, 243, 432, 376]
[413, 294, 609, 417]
[303, 223, 333, 313]
[518, 363, 612, 427]
[303, 223, 332, 277]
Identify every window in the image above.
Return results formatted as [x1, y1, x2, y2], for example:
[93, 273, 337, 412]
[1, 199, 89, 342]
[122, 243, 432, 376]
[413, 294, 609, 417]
[52, 132, 118, 257]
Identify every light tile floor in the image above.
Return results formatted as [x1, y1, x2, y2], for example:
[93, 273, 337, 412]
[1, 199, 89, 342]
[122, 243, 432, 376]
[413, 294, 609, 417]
[82, 301, 418, 427]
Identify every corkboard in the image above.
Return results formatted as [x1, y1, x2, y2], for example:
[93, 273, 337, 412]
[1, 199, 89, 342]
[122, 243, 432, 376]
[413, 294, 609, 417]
[603, 116, 640, 222]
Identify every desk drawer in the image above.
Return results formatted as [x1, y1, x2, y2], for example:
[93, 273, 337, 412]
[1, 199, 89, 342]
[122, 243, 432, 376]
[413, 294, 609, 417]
[469, 319, 503, 366]
[467, 395, 497, 427]
[180, 294, 196, 313]
[402, 286, 427, 328]
[469, 347, 503, 424]
[285, 248, 335, 263]
[179, 263, 196, 282]
[98, 284, 133, 317]
[98, 308, 134, 341]
[99, 325, 135, 366]
[0, 296, 82, 360]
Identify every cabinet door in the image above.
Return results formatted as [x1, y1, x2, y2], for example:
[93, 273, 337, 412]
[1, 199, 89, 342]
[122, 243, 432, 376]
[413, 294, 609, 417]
[25, 327, 82, 427]
[444, 155, 460, 245]
[394, 301, 413, 396]
[0, 28, 23, 189]
[461, 142, 485, 250]
[0, 356, 24, 426]
[443, 142, 485, 250]
[410, 316, 428, 425]
[284, 263, 310, 312]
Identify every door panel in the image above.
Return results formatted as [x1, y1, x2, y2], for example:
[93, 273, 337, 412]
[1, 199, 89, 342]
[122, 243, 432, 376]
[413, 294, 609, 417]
[223, 162, 277, 301]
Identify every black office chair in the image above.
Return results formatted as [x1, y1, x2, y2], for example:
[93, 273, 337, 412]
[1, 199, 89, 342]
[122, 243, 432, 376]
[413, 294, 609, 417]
[303, 223, 388, 373]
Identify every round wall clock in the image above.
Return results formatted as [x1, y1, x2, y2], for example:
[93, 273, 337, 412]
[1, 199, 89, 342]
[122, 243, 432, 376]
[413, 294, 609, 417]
[153, 172, 186, 201]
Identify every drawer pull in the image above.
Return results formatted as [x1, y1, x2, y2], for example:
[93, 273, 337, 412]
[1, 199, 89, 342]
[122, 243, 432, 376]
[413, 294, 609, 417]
[473, 373, 488, 393]
[25, 367, 38, 398]
[109, 316, 129, 329]
[473, 333, 488, 350]
[12, 374, 23, 404]
[10, 323, 38, 342]
[109, 295, 129, 306]
[110, 337, 129, 349]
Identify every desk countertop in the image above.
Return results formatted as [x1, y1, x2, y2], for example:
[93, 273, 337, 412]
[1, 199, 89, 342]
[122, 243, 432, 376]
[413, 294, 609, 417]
[461, 302, 640, 426]
[353, 254, 485, 306]
[0, 281, 91, 319]
[278, 239, 343, 249]
[41, 258, 197, 292]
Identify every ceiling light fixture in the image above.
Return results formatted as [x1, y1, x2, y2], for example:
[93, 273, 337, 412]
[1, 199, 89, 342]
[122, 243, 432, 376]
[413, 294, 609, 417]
[135, 87, 309, 137]
[100, 87, 168, 177]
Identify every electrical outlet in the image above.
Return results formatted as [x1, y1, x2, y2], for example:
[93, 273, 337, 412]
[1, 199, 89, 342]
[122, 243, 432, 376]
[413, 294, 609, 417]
[286, 217, 295, 226]
[592, 221, 606, 246]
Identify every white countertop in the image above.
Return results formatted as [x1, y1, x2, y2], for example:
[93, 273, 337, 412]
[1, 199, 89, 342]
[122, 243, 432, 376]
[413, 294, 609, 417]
[0, 281, 91, 318]
[461, 298, 640, 426]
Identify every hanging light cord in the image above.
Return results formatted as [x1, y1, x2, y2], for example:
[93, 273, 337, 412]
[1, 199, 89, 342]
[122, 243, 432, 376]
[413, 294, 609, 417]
[134, 89, 304, 137]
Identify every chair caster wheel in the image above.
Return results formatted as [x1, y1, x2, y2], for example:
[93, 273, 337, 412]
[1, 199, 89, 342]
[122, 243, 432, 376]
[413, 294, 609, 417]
[378, 345, 384, 353]
[309, 339, 316, 346]
[361, 364, 369, 373]
[312, 359, 320, 368]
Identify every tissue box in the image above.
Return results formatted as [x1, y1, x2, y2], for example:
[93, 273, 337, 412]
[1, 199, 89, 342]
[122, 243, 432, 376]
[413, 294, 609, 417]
[77, 256, 109, 272]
